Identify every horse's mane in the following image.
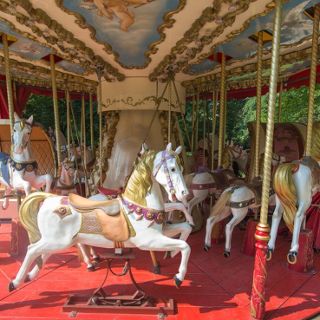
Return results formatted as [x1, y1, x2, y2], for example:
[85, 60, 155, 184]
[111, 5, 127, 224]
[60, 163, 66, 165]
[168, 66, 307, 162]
[123, 150, 156, 206]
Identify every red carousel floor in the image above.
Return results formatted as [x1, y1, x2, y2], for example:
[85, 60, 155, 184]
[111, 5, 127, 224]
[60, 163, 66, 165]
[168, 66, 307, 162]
[0, 223, 319, 320]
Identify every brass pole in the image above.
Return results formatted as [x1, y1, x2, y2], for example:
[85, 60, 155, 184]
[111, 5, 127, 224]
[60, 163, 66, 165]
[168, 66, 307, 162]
[250, 1, 282, 318]
[89, 92, 94, 153]
[254, 31, 263, 177]
[278, 80, 283, 123]
[195, 88, 199, 151]
[306, 4, 320, 156]
[191, 91, 196, 152]
[50, 54, 62, 170]
[66, 89, 71, 159]
[202, 89, 207, 166]
[81, 93, 87, 168]
[97, 72, 103, 186]
[2, 34, 14, 138]
[211, 87, 217, 171]
[224, 86, 227, 145]
[168, 80, 172, 143]
[218, 53, 226, 168]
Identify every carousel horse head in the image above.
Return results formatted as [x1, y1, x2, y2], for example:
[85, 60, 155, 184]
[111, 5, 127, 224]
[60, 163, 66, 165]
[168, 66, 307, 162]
[12, 113, 33, 154]
[123, 143, 188, 205]
[61, 158, 76, 179]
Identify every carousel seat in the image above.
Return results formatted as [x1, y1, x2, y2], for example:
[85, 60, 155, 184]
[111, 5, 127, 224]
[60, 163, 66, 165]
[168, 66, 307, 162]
[68, 193, 120, 215]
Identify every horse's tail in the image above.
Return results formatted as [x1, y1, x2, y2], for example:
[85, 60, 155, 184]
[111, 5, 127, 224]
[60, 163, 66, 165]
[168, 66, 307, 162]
[210, 188, 233, 218]
[273, 163, 298, 233]
[19, 192, 53, 244]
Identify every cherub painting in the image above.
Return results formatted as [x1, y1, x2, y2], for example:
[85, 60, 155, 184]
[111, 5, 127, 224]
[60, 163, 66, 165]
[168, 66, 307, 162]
[83, 0, 154, 31]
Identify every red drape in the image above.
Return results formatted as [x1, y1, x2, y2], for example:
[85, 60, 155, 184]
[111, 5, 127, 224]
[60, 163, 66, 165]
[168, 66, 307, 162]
[0, 85, 9, 119]
[14, 84, 32, 117]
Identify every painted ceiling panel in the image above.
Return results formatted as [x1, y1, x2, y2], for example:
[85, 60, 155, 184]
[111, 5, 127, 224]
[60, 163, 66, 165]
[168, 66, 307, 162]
[61, 0, 182, 68]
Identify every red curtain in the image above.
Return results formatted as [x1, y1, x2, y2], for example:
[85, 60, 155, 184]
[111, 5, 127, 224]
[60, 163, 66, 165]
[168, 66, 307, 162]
[14, 84, 32, 117]
[0, 85, 9, 119]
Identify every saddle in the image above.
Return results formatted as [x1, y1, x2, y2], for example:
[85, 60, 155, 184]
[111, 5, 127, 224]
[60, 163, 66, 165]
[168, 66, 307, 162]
[68, 193, 135, 242]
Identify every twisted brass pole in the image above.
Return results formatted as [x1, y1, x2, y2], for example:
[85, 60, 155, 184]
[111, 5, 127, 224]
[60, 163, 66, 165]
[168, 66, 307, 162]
[211, 87, 217, 171]
[97, 73, 103, 186]
[2, 34, 14, 139]
[218, 53, 226, 168]
[50, 54, 62, 171]
[306, 4, 320, 156]
[195, 88, 199, 151]
[250, 1, 282, 319]
[168, 80, 172, 143]
[191, 92, 196, 152]
[255, 31, 263, 178]
[202, 89, 207, 166]
[278, 80, 283, 123]
[89, 92, 94, 153]
[81, 93, 87, 167]
[66, 89, 71, 159]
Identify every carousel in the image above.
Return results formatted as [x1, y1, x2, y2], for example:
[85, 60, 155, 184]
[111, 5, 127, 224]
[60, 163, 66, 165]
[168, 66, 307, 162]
[0, 0, 319, 319]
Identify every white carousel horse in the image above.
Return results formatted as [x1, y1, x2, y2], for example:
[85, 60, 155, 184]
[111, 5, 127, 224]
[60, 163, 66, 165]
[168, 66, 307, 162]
[53, 158, 100, 271]
[267, 157, 320, 264]
[204, 153, 286, 257]
[9, 143, 191, 291]
[0, 114, 53, 209]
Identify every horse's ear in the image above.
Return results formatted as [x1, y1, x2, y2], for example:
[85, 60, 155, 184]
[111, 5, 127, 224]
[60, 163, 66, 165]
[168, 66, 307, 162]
[175, 146, 182, 155]
[14, 112, 20, 121]
[27, 115, 33, 125]
[230, 140, 234, 146]
[166, 142, 172, 152]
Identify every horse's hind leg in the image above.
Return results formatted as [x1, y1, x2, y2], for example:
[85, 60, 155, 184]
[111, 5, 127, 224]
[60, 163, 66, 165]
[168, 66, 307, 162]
[26, 253, 51, 282]
[267, 196, 283, 260]
[224, 207, 248, 257]
[204, 207, 230, 251]
[288, 201, 310, 263]
[10, 240, 47, 291]
[77, 244, 95, 271]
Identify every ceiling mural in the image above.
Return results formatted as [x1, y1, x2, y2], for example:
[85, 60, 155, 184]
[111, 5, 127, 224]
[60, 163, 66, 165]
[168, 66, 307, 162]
[186, 0, 318, 77]
[59, 0, 185, 68]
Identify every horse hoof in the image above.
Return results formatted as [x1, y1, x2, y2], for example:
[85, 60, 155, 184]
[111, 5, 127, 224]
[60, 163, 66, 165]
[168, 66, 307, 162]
[204, 245, 211, 252]
[93, 256, 101, 263]
[24, 275, 31, 283]
[224, 251, 230, 258]
[266, 248, 273, 261]
[173, 275, 182, 288]
[153, 265, 161, 274]
[287, 251, 298, 265]
[87, 265, 96, 272]
[8, 282, 15, 292]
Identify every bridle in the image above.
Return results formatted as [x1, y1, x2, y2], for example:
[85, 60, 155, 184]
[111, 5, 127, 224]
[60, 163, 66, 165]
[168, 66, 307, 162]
[229, 146, 243, 160]
[153, 150, 179, 201]
[12, 120, 32, 150]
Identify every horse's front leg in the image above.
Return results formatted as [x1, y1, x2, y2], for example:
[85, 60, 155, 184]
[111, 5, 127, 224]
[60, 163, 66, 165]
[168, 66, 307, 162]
[2, 187, 12, 210]
[163, 222, 192, 258]
[164, 202, 194, 226]
[267, 196, 283, 261]
[288, 201, 310, 264]
[224, 207, 248, 257]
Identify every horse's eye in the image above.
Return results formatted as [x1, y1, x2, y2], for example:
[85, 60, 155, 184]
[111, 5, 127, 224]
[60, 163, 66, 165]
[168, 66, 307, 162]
[171, 168, 176, 172]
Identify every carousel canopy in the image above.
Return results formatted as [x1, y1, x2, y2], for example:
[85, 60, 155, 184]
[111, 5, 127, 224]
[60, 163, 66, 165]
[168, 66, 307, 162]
[0, 1, 319, 102]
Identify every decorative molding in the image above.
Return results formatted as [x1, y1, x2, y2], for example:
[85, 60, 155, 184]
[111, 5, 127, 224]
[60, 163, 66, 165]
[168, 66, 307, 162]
[55, 0, 187, 69]
[150, 0, 267, 81]
[0, 0, 125, 81]
[0, 55, 98, 93]
[104, 95, 180, 111]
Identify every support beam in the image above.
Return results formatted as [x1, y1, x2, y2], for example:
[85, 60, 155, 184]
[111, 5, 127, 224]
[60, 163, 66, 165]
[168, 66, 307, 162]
[50, 54, 62, 170]
[254, 31, 263, 178]
[218, 53, 226, 168]
[250, 1, 282, 319]
[2, 34, 14, 138]
[306, 4, 320, 156]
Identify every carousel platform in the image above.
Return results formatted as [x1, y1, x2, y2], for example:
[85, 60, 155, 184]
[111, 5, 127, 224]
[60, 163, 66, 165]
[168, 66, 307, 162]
[0, 223, 319, 320]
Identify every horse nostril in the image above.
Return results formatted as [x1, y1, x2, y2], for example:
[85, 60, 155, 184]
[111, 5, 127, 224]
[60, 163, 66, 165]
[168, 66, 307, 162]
[182, 190, 187, 195]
